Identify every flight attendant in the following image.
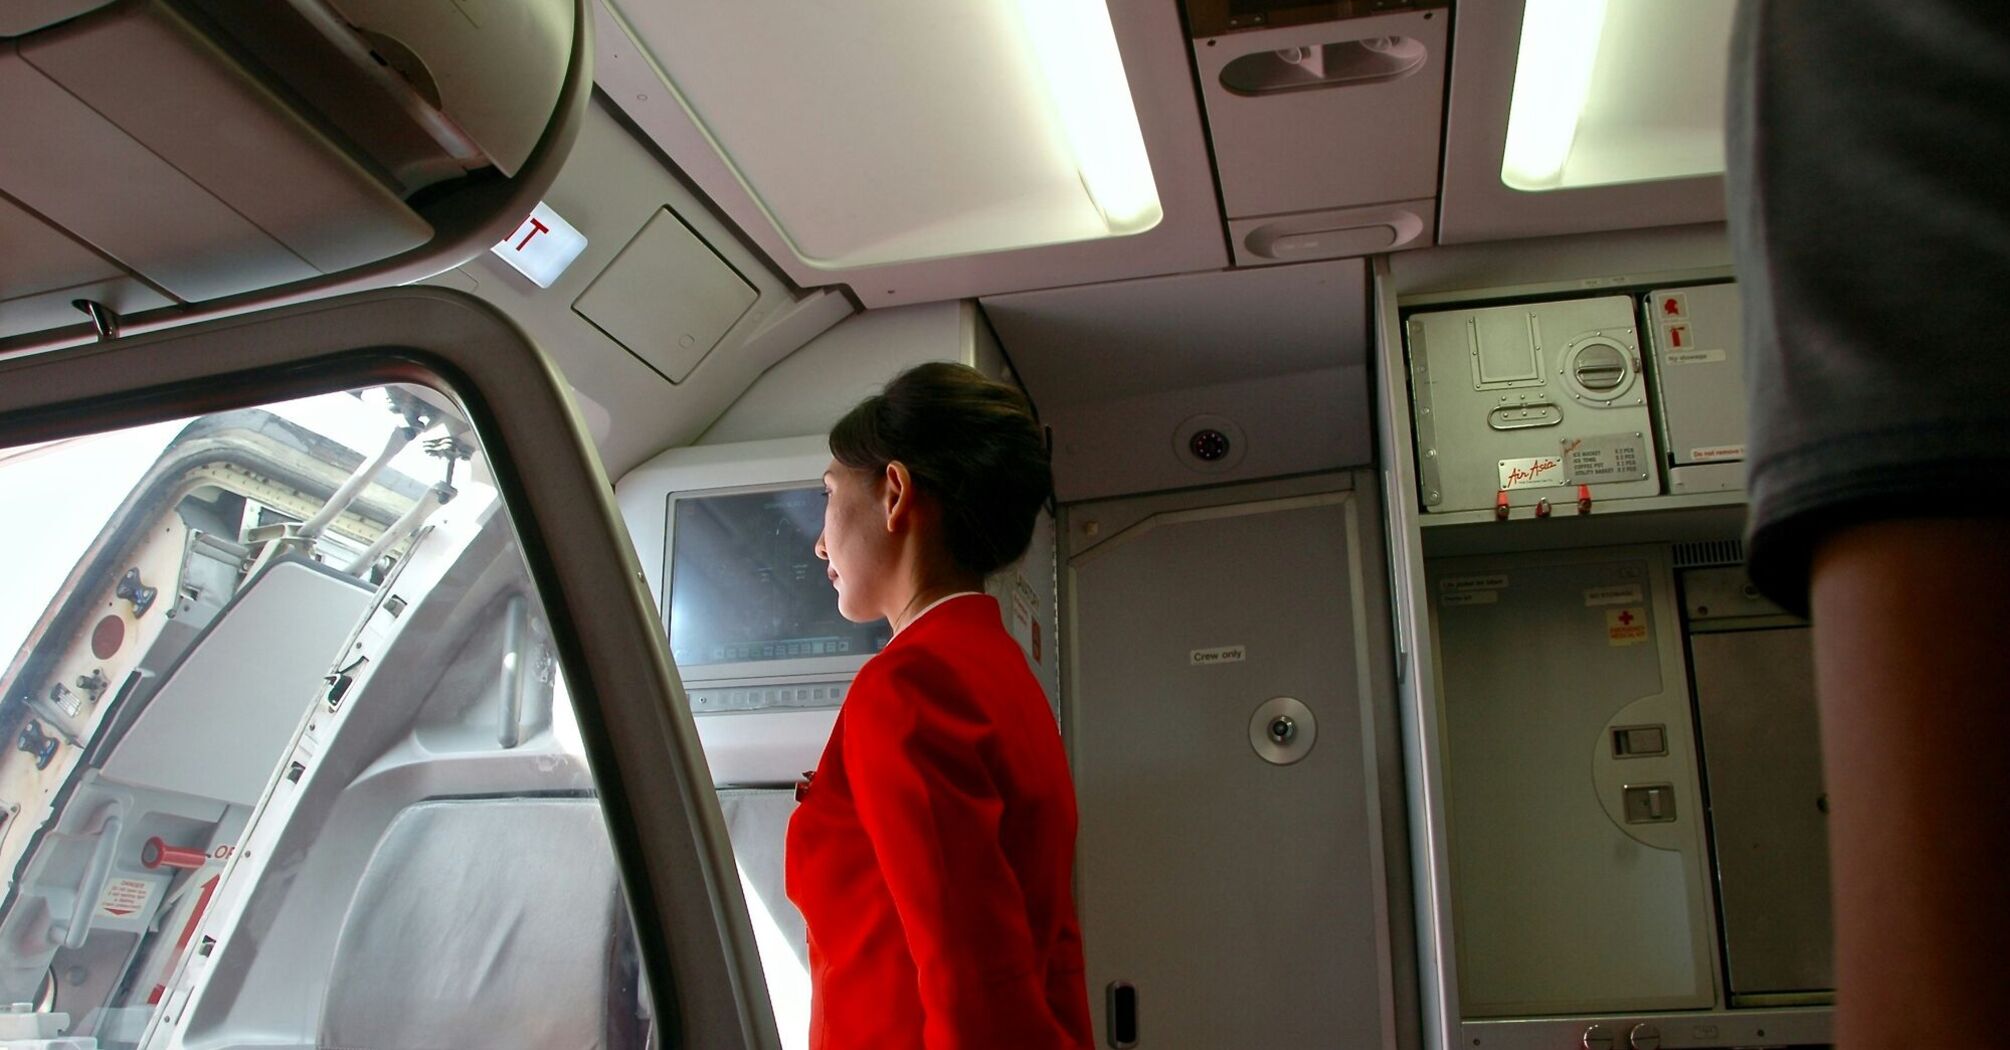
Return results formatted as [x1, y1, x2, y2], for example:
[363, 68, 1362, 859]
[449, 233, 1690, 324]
[788, 361, 1092, 1050]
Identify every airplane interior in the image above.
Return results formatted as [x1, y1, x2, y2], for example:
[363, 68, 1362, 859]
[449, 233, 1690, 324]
[0, 2, 1851, 1049]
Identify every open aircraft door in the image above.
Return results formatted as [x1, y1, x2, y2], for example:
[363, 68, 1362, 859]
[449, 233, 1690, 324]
[0, 289, 777, 1050]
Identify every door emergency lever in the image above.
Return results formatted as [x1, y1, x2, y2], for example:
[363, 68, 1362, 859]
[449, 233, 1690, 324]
[50, 808, 123, 950]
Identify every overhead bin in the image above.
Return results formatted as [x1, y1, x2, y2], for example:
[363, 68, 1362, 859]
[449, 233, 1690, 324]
[1187, 0, 1448, 265]
[0, 0, 587, 345]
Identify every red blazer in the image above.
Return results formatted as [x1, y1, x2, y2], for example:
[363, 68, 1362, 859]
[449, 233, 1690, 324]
[786, 594, 1092, 1050]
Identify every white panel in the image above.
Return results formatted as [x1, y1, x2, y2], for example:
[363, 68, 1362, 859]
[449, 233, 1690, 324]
[595, 0, 1227, 306]
[1436, 0, 1727, 244]
[326, 0, 574, 177]
[609, 1, 1147, 267]
[1647, 282, 1747, 487]
[440, 99, 853, 477]
[1194, 8, 1446, 219]
[573, 207, 757, 383]
[1045, 366, 1370, 503]
[986, 261, 1369, 408]
[697, 302, 974, 446]
[100, 559, 372, 805]
[1388, 223, 1732, 301]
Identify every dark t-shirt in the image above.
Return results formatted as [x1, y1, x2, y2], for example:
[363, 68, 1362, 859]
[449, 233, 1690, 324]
[1726, 0, 2010, 614]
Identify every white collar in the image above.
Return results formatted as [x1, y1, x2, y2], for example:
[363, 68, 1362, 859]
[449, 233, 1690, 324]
[897, 590, 984, 635]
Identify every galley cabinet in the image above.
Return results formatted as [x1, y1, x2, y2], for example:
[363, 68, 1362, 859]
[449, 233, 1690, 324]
[1372, 256, 1833, 1050]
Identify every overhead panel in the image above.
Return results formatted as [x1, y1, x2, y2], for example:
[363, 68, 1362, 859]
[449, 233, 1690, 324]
[609, 0, 1159, 270]
[572, 208, 757, 384]
[596, 0, 1227, 306]
[1503, 0, 1734, 192]
[1437, 0, 1736, 243]
[1187, 0, 1449, 266]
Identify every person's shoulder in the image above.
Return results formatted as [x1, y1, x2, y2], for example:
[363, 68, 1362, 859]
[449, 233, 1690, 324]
[856, 637, 961, 695]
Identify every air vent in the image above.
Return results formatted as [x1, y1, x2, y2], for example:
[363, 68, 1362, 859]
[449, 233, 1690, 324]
[1672, 538, 1744, 568]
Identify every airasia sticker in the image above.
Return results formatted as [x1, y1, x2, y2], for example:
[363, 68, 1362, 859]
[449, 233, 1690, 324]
[1498, 456, 1567, 490]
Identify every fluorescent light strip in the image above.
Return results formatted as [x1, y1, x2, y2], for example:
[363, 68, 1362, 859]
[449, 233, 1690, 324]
[1013, 0, 1163, 233]
[1501, 0, 1609, 190]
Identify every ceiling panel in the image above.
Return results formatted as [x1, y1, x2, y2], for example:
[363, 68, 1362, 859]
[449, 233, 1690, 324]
[983, 260, 1368, 408]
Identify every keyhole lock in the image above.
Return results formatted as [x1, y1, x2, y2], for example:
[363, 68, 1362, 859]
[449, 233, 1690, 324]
[1249, 696, 1316, 766]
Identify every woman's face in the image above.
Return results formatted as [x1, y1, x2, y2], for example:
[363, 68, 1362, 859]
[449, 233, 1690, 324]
[816, 460, 894, 623]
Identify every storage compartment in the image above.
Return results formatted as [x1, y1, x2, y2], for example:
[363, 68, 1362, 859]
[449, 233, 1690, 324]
[1648, 282, 1748, 494]
[0, 0, 580, 340]
[1428, 545, 1719, 1016]
[1406, 295, 1660, 515]
[1680, 566, 1833, 1003]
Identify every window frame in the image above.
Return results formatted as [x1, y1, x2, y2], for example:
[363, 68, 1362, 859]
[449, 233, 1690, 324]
[0, 286, 776, 1050]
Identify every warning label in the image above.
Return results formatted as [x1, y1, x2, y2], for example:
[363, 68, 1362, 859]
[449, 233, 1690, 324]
[1564, 434, 1648, 484]
[1441, 573, 1509, 593]
[1664, 348, 1726, 366]
[1584, 585, 1644, 607]
[97, 876, 156, 920]
[1690, 445, 1745, 462]
[1607, 607, 1649, 646]
[1441, 591, 1499, 607]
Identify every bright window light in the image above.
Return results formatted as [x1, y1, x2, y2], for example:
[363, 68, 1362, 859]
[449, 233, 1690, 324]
[1013, 0, 1162, 233]
[1502, 0, 1609, 190]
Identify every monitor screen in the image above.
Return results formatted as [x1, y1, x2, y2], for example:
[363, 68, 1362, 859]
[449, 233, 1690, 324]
[667, 486, 890, 668]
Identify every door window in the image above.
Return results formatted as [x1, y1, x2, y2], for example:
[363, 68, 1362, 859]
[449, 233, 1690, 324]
[0, 385, 653, 1048]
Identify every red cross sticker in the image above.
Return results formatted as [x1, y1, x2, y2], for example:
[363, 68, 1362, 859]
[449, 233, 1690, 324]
[1617, 610, 1635, 626]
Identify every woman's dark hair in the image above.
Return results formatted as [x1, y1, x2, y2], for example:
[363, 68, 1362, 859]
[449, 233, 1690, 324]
[830, 361, 1052, 577]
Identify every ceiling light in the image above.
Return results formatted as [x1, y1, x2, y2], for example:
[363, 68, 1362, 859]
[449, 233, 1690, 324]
[611, 1, 1163, 270]
[1013, 0, 1162, 233]
[1502, 0, 1609, 191]
[1501, 0, 1735, 192]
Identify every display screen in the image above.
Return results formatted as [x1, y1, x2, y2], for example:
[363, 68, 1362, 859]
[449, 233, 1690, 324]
[667, 487, 890, 668]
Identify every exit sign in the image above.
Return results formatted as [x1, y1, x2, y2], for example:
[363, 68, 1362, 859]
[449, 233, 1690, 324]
[491, 202, 587, 288]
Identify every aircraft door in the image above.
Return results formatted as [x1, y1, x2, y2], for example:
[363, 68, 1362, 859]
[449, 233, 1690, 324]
[0, 289, 773, 1050]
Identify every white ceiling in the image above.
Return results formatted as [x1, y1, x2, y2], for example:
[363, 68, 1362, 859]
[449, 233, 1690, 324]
[983, 260, 1368, 409]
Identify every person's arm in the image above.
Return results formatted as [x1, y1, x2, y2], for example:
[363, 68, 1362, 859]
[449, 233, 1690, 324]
[845, 652, 1056, 1050]
[1808, 517, 2010, 1049]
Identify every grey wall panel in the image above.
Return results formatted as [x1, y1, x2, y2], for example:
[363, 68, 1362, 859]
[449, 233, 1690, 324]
[1067, 475, 1405, 1049]
[1689, 627, 1832, 997]
[1427, 546, 1718, 1016]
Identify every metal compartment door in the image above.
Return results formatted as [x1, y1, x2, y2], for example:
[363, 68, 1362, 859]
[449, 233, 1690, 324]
[1428, 546, 1718, 1016]
[1407, 296, 1660, 514]
[1689, 626, 1833, 999]
[1067, 478, 1406, 1050]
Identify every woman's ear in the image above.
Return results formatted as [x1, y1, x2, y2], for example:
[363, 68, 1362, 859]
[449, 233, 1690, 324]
[881, 460, 913, 532]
